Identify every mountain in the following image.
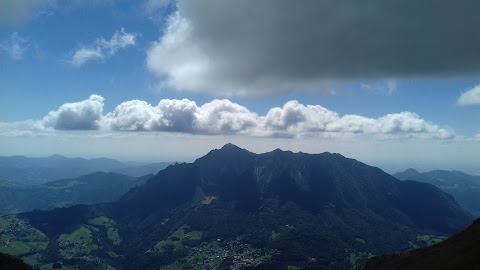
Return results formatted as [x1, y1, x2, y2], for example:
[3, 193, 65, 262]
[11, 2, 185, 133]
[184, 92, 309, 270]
[0, 172, 152, 214]
[360, 218, 480, 270]
[0, 155, 172, 186]
[112, 162, 173, 177]
[1, 144, 473, 269]
[394, 169, 480, 216]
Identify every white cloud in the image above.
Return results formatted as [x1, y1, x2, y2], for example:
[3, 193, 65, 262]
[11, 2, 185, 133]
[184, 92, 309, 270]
[456, 85, 480, 106]
[41, 95, 105, 130]
[361, 79, 397, 96]
[0, 0, 55, 25]
[103, 99, 197, 132]
[0, 32, 30, 60]
[28, 95, 454, 140]
[260, 101, 454, 139]
[102, 98, 258, 134]
[70, 28, 136, 67]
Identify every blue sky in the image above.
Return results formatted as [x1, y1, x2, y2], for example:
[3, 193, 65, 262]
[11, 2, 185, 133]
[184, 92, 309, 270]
[1, 0, 480, 173]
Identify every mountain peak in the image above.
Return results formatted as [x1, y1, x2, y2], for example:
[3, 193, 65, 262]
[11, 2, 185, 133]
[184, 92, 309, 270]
[218, 143, 251, 154]
[393, 168, 421, 180]
[404, 168, 420, 174]
[47, 154, 67, 159]
[221, 143, 240, 150]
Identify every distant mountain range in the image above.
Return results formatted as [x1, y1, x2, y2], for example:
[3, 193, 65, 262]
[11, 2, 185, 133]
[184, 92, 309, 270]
[394, 169, 480, 216]
[0, 172, 153, 215]
[0, 144, 474, 269]
[0, 154, 173, 186]
[360, 218, 480, 270]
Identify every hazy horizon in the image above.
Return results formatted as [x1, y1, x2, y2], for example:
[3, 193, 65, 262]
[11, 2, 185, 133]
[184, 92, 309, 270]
[1, 142, 478, 176]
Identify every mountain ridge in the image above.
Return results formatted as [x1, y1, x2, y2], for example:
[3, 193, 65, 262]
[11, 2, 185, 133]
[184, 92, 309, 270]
[0, 155, 173, 186]
[360, 218, 480, 270]
[0, 171, 153, 215]
[6, 144, 474, 269]
[394, 168, 480, 216]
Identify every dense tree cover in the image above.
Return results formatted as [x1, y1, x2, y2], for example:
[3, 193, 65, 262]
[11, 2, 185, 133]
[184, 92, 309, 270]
[394, 169, 480, 216]
[360, 218, 480, 270]
[0, 252, 31, 270]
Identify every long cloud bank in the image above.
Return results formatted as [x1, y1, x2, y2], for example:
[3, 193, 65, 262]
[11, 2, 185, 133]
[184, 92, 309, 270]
[146, 0, 480, 96]
[36, 95, 454, 140]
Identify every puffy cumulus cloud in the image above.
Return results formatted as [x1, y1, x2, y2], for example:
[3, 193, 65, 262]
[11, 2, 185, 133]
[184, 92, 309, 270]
[103, 99, 197, 132]
[41, 95, 105, 130]
[146, 0, 480, 97]
[103, 98, 258, 134]
[457, 85, 480, 106]
[70, 28, 136, 67]
[0, 32, 30, 60]
[261, 102, 454, 139]
[35, 95, 455, 140]
[195, 100, 258, 134]
[262, 101, 339, 137]
[373, 112, 455, 139]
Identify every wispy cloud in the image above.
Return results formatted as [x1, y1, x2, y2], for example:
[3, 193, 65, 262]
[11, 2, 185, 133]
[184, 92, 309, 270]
[361, 79, 397, 96]
[457, 85, 480, 106]
[70, 28, 136, 67]
[18, 95, 454, 140]
[142, 0, 172, 15]
[0, 0, 55, 26]
[0, 32, 30, 60]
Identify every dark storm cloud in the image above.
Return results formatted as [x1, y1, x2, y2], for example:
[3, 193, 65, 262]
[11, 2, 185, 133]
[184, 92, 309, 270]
[147, 0, 480, 96]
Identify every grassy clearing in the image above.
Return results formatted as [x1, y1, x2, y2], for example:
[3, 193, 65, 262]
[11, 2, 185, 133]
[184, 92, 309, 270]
[271, 230, 279, 240]
[160, 262, 185, 270]
[355, 238, 366, 244]
[259, 254, 272, 262]
[107, 227, 121, 245]
[107, 250, 119, 258]
[88, 216, 112, 226]
[159, 242, 221, 270]
[40, 263, 76, 270]
[21, 253, 42, 266]
[348, 252, 374, 267]
[57, 225, 98, 257]
[0, 216, 49, 257]
[201, 196, 216, 205]
[88, 216, 122, 245]
[155, 225, 203, 253]
[58, 226, 92, 245]
[416, 235, 447, 246]
[0, 217, 12, 231]
[288, 266, 301, 270]
[161, 218, 170, 225]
